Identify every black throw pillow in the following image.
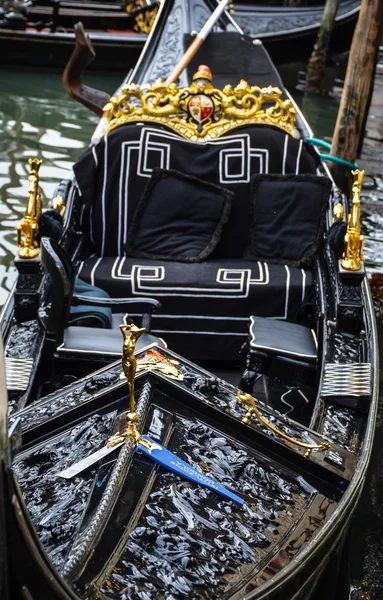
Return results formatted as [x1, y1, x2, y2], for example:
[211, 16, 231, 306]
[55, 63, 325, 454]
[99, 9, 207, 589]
[244, 173, 332, 268]
[125, 168, 234, 263]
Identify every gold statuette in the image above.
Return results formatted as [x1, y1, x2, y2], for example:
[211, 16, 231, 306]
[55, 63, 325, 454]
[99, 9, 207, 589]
[103, 65, 299, 142]
[341, 169, 364, 271]
[17, 158, 43, 259]
[107, 324, 146, 447]
[237, 391, 330, 458]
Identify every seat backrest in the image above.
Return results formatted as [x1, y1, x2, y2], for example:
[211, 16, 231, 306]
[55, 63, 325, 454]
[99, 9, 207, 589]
[74, 123, 318, 259]
[40, 237, 75, 344]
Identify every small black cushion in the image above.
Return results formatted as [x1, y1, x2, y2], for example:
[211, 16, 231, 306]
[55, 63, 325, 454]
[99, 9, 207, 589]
[245, 174, 331, 268]
[125, 168, 234, 263]
[249, 316, 317, 364]
[74, 124, 318, 258]
[61, 327, 165, 356]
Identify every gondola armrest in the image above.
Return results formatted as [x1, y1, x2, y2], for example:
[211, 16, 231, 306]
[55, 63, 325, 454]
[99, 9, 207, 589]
[71, 295, 161, 331]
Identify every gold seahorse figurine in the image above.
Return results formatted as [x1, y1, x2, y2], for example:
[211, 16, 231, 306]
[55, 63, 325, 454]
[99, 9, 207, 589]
[341, 169, 364, 271]
[17, 158, 43, 259]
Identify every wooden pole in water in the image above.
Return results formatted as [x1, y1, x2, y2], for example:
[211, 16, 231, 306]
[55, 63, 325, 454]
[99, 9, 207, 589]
[331, 0, 383, 169]
[305, 0, 341, 93]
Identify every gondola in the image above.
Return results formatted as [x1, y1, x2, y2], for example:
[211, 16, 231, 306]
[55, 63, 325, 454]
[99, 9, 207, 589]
[0, 0, 158, 71]
[233, 0, 360, 63]
[0, 0, 360, 70]
[0, 0, 378, 598]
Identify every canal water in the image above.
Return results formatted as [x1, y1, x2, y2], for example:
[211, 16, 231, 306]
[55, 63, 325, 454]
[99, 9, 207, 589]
[0, 63, 383, 599]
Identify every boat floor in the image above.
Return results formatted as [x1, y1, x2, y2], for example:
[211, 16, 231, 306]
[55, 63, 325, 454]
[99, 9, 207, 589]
[9, 343, 356, 599]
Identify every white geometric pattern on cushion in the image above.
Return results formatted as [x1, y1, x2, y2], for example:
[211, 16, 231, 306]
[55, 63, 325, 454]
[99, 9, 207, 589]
[74, 124, 316, 259]
[77, 256, 313, 360]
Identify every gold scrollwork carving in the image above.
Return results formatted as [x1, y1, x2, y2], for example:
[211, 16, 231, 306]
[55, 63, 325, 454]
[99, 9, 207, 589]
[103, 65, 300, 141]
[17, 158, 43, 259]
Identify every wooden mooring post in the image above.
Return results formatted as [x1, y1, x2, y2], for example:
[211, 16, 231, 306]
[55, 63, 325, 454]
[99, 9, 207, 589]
[331, 0, 383, 190]
[305, 0, 341, 93]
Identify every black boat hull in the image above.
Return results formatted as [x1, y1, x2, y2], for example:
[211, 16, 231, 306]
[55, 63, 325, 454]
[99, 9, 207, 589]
[0, 29, 146, 72]
[0, 1, 378, 599]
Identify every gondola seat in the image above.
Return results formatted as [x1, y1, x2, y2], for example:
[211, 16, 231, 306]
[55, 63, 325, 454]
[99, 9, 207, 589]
[239, 316, 318, 392]
[77, 255, 314, 361]
[40, 238, 165, 364]
[72, 121, 325, 361]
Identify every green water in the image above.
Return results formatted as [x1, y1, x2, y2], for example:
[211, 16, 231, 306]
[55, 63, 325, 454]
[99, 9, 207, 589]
[1, 63, 383, 599]
[0, 66, 121, 304]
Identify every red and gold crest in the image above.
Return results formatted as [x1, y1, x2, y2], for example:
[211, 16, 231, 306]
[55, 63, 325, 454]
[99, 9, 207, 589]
[188, 95, 214, 124]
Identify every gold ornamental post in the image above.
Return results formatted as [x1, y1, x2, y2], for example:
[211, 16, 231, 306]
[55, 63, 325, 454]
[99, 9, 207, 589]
[107, 324, 146, 447]
[341, 169, 364, 271]
[17, 158, 43, 259]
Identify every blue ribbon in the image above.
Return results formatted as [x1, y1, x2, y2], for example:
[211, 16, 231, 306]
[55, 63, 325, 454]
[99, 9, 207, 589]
[137, 435, 244, 506]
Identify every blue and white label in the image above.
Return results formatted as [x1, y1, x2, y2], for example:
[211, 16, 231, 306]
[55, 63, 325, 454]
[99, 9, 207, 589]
[138, 435, 244, 506]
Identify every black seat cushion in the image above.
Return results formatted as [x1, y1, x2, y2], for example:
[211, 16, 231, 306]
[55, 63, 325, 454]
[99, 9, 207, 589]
[125, 168, 233, 262]
[245, 174, 331, 268]
[59, 327, 165, 357]
[249, 316, 317, 364]
[73, 124, 318, 259]
[77, 255, 314, 360]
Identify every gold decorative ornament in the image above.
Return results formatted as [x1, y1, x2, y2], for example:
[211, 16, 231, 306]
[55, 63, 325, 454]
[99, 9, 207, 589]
[135, 349, 183, 380]
[107, 324, 146, 447]
[341, 169, 364, 271]
[236, 391, 330, 458]
[17, 158, 43, 259]
[52, 195, 66, 217]
[108, 343, 183, 448]
[103, 64, 300, 142]
[332, 202, 344, 222]
[133, 5, 159, 33]
[124, 0, 159, 33]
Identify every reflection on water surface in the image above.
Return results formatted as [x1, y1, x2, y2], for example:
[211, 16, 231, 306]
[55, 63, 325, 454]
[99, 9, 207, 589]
[0, 66, 121, 305]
